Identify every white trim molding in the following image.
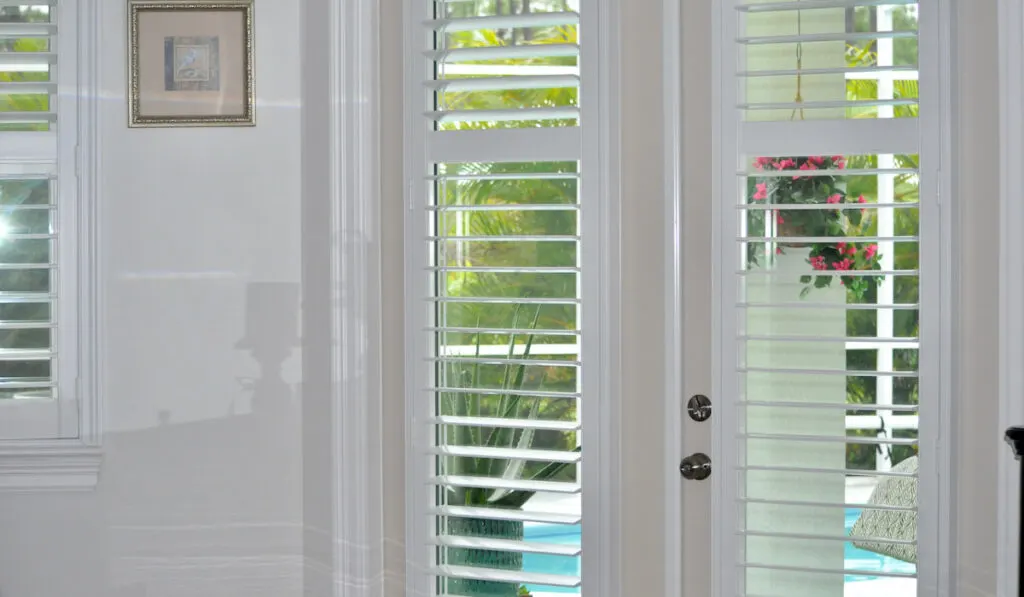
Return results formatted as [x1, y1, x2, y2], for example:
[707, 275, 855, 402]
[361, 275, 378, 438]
[999, 0, 1024, 594]
[299, 0, 385, 596]
[0, 0, 105, 492]
[661, 0, 684, 594]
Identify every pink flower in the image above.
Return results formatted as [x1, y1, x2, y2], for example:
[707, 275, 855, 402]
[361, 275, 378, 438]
[810, 255, 827, 270]
[753, 182, 767, 201]
[808, 156, 825, 166]
[754, 156, 774, 170]
[847, 245, 857, 256]
[794, 161, 818, 180]
[858, 195, 867, 203]
[776, 212, 785, 225]
[776, 158, 797, 170]
[832, 258, 853, 271]
[864, 244, 878, 259]
[826, 194, 841, 204]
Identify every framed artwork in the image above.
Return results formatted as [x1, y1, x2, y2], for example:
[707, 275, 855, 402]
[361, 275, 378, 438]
[127, 0, 255, 127]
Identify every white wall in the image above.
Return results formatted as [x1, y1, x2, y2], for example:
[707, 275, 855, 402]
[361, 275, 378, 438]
[955, 1, 1002, 595]
[0, 1, 303, 595]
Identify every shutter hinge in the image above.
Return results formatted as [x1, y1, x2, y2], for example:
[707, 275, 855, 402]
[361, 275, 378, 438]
[407, 180, 415, 212]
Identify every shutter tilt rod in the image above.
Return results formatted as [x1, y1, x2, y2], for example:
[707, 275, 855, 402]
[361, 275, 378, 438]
[1006, 426, 1024, 597]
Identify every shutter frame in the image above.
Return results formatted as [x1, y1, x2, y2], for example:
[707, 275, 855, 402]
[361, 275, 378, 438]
[404, 1, 623, 595]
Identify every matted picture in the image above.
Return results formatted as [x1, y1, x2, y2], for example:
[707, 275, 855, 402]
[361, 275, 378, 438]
[128, 0, 254, 127]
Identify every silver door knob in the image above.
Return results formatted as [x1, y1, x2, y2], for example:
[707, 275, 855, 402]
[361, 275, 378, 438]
[679, 453, 711, 481]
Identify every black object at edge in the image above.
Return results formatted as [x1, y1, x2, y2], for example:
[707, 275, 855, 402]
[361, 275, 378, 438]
[1007, 426, 1024, 597]
[1007, 426, 1024, 460]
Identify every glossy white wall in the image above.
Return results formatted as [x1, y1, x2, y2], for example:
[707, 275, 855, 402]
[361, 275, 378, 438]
[0, 1, 303, 595]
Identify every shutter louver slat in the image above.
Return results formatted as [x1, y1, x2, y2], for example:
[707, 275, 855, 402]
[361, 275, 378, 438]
[430, 74, 580, 93]
[741, 563, 917, 579]
[743, 400, 918, 412]
[433, 505, 582, 525]
[411, 2, 584, 594]
[0, 51, 55, 64]
[738, 30, 917, 45]
[434, 535, 583, 557]
[429, 106, 580, 123]
[742, 432, 919, 446]
[0, 23, 56, 37]
[432, 476, 581, 494]
[740, 65, 917, 78]
[432, 415, 581, 431]
[740, 529, 916, 545]
[431, 11, 579, 32]
[740, 497, 917, 512]
[736, 0, 917, 12]
[431, 43, 580, 62]
[434, 445, 582, 463]
[433, 565, 582, 589]
[722, 2, 924, 594]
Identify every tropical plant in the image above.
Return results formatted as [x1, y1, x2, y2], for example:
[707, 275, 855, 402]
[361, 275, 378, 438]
[440, 304, 578, 597]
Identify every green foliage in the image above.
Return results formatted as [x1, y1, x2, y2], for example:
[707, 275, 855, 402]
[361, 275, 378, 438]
[441, 305, 579, 510]
[1, 7, 51, 130]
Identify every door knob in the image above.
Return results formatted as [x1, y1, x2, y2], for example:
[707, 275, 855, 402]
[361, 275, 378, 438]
[679, 453, 712, 481]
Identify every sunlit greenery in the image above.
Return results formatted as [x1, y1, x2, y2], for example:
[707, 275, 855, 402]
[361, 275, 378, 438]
[438, 2, 920, 475]
[1, 6, 51, 131]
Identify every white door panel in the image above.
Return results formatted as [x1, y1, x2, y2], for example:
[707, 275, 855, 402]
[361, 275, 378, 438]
[664, 2, 950, 597]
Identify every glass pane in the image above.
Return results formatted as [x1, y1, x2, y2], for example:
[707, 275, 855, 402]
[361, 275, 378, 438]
[433, 0, 580, 130]
[739, 3, 920, 122]
[0, 4, 55, 132]
[737, 151, 920, 597]
[0, 179, 54, 400]
[433, 161, 582, 596]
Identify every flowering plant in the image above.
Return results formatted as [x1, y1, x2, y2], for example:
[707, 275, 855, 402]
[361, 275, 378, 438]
[747, 155, 884, 300]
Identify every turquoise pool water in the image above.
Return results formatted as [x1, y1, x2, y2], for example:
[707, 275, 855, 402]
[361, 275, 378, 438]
[521, 509, 916, 593]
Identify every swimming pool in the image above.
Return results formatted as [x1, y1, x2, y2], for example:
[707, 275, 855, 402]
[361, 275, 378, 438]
[521, 509, 916, 593]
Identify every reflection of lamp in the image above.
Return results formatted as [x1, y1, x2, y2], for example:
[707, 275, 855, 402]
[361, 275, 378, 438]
[236, 282, 300, 413]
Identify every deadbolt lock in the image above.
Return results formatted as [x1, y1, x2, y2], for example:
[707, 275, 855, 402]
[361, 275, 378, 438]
[687, 394, 711, 422]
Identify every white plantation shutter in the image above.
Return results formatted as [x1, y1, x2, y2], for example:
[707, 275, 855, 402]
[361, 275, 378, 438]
[0, 1, 57, 129]
[0, 0, 77, 439]
[716, 2, 939, 596]
[405, 1, 592, 595]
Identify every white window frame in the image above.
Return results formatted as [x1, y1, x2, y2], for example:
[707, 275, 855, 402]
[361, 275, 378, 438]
[999, 0, 1024, 592]
[0, 0, 102, 491]
[662, 0, 957, 594]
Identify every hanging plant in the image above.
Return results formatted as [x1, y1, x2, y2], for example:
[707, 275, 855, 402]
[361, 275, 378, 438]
[746, 155, 885, 301]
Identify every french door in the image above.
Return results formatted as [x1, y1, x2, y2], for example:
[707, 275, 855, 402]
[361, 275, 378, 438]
[673, 1, 949, 596]
[400, 1, 948, 596]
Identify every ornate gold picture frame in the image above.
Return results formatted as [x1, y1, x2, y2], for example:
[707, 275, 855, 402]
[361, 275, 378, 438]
[127, 0, 255, 127]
